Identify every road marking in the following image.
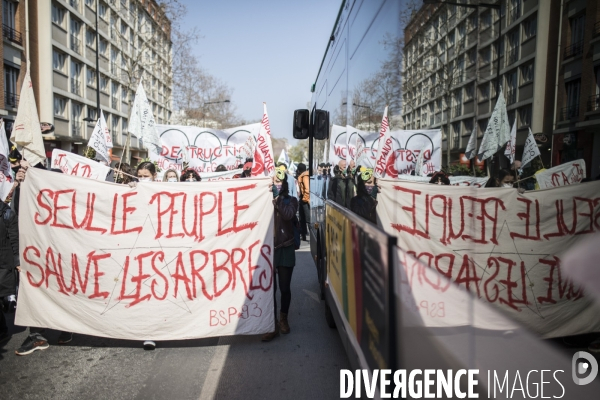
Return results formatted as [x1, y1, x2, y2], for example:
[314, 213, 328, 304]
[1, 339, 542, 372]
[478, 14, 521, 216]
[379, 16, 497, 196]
[198, 339, 230, 400]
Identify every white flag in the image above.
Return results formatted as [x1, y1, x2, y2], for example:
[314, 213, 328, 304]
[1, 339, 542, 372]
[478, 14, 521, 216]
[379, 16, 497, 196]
[477, 88, 510, 161]
[504, 119, 517, 164]
[464, 127, 478, 160]
[373, 105, 391, 178]
[255, 103, 275, 176]
[129, 82, 160, 155]
[88, 111, 110, 162]
[521, 128, 540, 168]
[10, 66, 45, 167]
[415, 145, 426, 177]
[277, 149, 290, 166]
[0, 120, 13, 180]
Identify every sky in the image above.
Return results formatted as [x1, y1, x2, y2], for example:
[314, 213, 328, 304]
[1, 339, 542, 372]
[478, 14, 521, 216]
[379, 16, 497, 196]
[178, 0, 342, 145]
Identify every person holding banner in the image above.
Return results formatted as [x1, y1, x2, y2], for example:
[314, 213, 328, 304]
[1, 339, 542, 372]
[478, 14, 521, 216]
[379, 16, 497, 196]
[263, 171, 299, 342]
[136, 161, 158, 182]
[114, 162, 135, 185]
[350, 167, 378, 224]
[484, 168, 515, 188]
[180, 169, 201, 182]
[162, 169, 179, 182]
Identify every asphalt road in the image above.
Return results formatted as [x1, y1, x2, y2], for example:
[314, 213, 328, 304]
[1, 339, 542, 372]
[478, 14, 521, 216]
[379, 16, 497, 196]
[0, 242, 350, 400]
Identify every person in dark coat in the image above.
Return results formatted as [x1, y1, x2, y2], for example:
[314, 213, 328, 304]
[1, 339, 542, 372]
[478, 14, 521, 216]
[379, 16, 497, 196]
[350, 167, 378, 225]
[262, 171, 298, 342]
[327, 160, 347, 205]
[0, 200, 19, 343]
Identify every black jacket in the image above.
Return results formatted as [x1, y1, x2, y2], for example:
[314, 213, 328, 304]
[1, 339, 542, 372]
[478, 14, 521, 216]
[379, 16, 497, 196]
[274, 195, 298, 249]
[0, 202, 19, 269]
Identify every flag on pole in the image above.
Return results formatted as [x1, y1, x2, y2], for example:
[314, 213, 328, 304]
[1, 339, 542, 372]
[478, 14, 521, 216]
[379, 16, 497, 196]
[373, 105, 391, 178]
[464, 127, 478, 160]
[88, 111, 110, 163]
[129, 82, 160, 155]
[0, 120, 13, 181]
[10, 66, 45, 167]
[521, 128, 540, 168]
[253, 103, 275, 176]
[504, 119, 517, 164]
[477, 88, 510, 161]
[277, 149, 290, 166]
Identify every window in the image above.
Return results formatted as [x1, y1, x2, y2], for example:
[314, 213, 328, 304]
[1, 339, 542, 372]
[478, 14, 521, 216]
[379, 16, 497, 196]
[519, 105, 531, 127]
[452, 122, 461, 149]
[87, 68, 96, 87]
[481, 11, 491, 30]
[509, 0, 521, 23]
[87, 107, 97, 121]
[479, 83, 490, 101]
[465, 83, 474, 101]
[590, 66, 600, 111]
[3, 0, 16, 29]
[121, 86, 128, 101]
[468, 13, 477, 32]
[120, 20, 127, 36]
[570, 14, 585, 45]
[464, 118, 474, 135]
[522, 17, 537, 41]
[54, 96, 67, 117]
[99, 1, 107, 20]
[506, 70, 518, 104]
[71, 61, 82, 95]
[448, 30, 455, 47]
[480, 46, 491, 65]
[86, 28, 96, 48]
[52, 50, 65, 72]
[4, 64, 19, 107]
[51, 3, 66, 26]
[72, 102, 83, 136]
[467, 48, 476, 66]
[457, 22, 466, 40]
[85, 0, 95, 9]
[564, 79, 581, 119]
[99, 38, 108, 56]
[100, 75, 108, 92]
[520, 63, 534, 84]
[70, 19, 82, 54]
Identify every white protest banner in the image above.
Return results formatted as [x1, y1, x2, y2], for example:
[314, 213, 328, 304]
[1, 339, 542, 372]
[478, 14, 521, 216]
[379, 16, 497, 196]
[16, 169, 274, 340]
[200, 168, 243, 181]
[478, 88, 510, 161]
[355, 130, 378, 168]
[377, 179, 600, 338]
[88, 111, 110, 162]
[10, 66, 45, 167]
[0, 120, 13, 200]
[535, 159, 586, 189]
[373, 106, 390, 178]
[504, 119, 517, 164]
[522, 128, 541, 168]
[346, 125, 358, 166]
[51, 149, 111, 181]
[397, 174, 489, 187]
[150, 123, 260, 174]
[393, 129, 441, 176]
[129, 82, 160, 155]
[328, 124, 347, 168]
[254, 103, 275, 176]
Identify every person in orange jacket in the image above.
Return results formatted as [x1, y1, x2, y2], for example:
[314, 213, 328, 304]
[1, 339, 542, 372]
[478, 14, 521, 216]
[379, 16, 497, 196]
[296, 163, 310, 241]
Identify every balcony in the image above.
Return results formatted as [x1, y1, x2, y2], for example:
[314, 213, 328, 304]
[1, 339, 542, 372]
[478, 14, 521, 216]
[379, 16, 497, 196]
[506, 48, 519, 66]
[587, 94, 600, 112]
[560, 104, 580, 121]
[506, 89, 517, 105]
[70, 35, 81, 54]
[72, 121, 82, 137]
[4, 91, 19, 108]
[564, 41, 583, 59]
[2, 24, 22, 45]
[71, 78, 81, 96]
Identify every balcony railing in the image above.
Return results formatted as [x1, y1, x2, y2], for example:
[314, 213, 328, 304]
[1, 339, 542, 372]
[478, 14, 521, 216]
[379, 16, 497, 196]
[2, 24, 23, 45]
[506, 89, 517, 105]
[71, 78, 81, 95]
[506, 48, 519, 66]
[4, 91, 19, 108]
[587, 94, 600, 112]
[560, 104, 580, 121]
[70, 35, 81, 54]
[72, 121, 82, 137]
[564, 41, 584, 59]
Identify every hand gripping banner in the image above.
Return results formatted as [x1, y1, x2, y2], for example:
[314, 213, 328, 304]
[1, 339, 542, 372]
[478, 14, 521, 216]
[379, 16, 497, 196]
[16, 169, 274, 340]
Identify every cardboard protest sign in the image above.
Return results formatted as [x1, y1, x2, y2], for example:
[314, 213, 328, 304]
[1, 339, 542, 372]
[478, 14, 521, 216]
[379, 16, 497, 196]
[377, 179, 600, 338]
[535, 159, 586, 189]
[328, 125, 347, 167]
[150, 123, 260, 174]
[15, 169, 274, 340]
[51, 149, 111, 181]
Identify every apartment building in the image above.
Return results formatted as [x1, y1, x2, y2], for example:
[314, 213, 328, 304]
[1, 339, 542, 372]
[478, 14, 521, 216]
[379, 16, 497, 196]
[29, 0, 172, 164]
[1, 0, 26, 133]
[552, 0, 600, 179]
[402, 0, 558, 168]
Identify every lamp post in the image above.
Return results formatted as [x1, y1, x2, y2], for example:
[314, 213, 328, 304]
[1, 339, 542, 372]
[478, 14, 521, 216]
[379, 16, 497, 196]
[423, 0, 502, 170]
[202, 100, 230, 128]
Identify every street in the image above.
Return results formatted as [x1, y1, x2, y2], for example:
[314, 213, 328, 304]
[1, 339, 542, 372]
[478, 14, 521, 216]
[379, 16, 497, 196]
[0, 243, 349, 400]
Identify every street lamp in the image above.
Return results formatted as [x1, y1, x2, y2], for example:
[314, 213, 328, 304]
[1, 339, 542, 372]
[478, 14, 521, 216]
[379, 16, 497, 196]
[203, 100, 230, 128]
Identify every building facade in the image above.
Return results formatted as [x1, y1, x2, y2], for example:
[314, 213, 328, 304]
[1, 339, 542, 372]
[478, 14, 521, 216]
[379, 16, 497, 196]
[1, 0, 27, 133]
[402, 0, 558, 169]
[552, 0, 600, 179]
[29, 0, 172, 164]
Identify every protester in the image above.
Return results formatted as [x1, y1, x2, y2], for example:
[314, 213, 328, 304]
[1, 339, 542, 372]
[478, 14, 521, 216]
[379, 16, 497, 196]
[162, 169, 179, 182]
[327, 160, 347, 205]
[239, 158, 253, 178]
[215, 164, 227, 172]
[429, 171, 450, 185]
[0, 194, 19, 345]
[277, 162, 298, 198]
[136, 161, 158, 182]
[350, 167, 378, 224]
[296, 163, 310, 241]
[485, 169, 514, 188]
[114, 162, 136, 185]
[180, 169, 201, 182]
[262, 171, 298, 342]
[344, 161, 357, 209]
